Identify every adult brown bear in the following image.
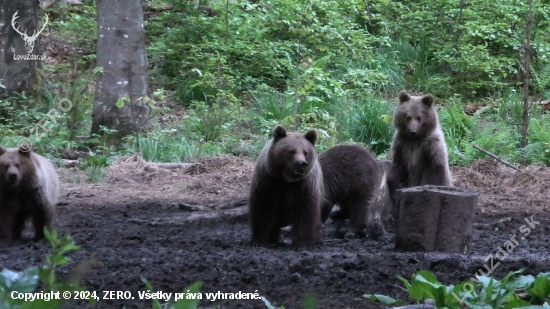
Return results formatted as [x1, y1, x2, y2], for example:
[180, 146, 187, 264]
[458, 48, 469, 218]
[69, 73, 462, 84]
[0, 145, 59, 243]
[387, 91, 453, 205]
[319, 144, 384, 238]
[248, 125, 323, 247]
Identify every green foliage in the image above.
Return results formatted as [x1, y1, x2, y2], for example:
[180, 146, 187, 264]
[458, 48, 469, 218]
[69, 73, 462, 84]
[438, 98, 474, 165]
[526, 117, 550, 165]
[40, 229, 82, 290]
[133, 128, 207, 163]
[0, 229, 92, 309]
[250, 90, 296, 123]
[364, 269, 550, 309]
[80, 155, 110, 183]
[142, 278, 202, 309]
[46, 0, 97, 52]
[336, 94, 394, 156]
[262, 293, 318, 309]
[182, 55, 242, 142]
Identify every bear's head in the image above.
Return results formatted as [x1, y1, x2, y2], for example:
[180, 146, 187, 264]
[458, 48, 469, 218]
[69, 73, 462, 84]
[0, 145, 34, 189]
[393, 90, 437, 139]
[268, 125, 318, 182]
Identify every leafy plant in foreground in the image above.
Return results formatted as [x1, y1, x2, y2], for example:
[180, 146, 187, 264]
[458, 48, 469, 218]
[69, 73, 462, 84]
[0, 229, 92, 309]
[364, 269, 550, 308]
[142, 278, 202, 309]
[262, 293, 317, 309]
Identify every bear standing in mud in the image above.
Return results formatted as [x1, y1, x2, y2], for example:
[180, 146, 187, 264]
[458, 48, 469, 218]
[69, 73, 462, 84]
[0, 145, 59, 243]
[387, 91, 453, 205]
[249, 125, 323, 247]
[319, 144, 384, 239]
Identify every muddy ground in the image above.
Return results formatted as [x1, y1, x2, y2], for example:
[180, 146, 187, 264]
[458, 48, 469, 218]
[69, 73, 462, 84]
[1, 156, 550, 309]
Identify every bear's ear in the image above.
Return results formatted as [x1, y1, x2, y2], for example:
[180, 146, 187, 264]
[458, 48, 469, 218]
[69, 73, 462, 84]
[421, 94, 434, 107]
[399, 90, 411, 104]
[304, 129, 317, 145]
[0, 145, 6, 156]
[273, 125, 287, 141]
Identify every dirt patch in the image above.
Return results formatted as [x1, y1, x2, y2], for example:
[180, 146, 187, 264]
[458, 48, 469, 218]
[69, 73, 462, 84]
[1, 157, 550, 308]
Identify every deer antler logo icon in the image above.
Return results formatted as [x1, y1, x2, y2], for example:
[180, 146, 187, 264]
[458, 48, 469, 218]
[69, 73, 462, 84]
[11, 11, 48, 54]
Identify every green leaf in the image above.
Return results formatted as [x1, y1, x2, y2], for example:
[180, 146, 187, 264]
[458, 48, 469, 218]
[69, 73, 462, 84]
[501, 269, 525, 286]
[302, 293, 317, 309]
[362, 294, 407, 305]
[115, 97, 126, 109]
[0, 268, 39, 293]
[174, 282, 202, 309]
[527, 276, 550, 303]
[93, 66, 103, 74]
[415, 271, 440, 284]
[262, 296, 277, 309]
[397, 275, 411, 290]
[409, 273, 441, 301]
[504, 275, 535, 290]
[141, 277, 161, 309]
[52, 254, 69, 265]
[484, 278, 494, 303]
[502, 296, 530, 309]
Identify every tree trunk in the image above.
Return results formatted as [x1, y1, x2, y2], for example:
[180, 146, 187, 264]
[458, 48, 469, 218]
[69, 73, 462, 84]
[92, 0, 150, 139]
[0, 0, 42, 94]
[520, 0, 533, 148]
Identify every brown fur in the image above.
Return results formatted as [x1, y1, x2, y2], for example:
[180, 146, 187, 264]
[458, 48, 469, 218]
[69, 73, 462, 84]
[387, 91, 453, 205]
[0, 145, 59, 243]
[319, 144, 384, 238]
[249, 125, 323, 247]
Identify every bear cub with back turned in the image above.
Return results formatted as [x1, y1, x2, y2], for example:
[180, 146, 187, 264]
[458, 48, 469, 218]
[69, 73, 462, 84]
[387, 91, 453, 206]
[319, 144, 384, 239]
[249, 125, 323, 248]
[0, 145, 59, 243]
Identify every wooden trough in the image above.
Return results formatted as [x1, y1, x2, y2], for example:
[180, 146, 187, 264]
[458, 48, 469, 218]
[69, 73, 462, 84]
[394, 186, 479, 253]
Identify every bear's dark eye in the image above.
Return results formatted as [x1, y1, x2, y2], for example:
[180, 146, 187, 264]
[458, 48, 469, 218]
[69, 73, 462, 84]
[416, 116, 421, 121]
[15, 163, 20, 168]
[303, 150, 308, 156]
[406, 116, 411, 121]
[289, 150, 296, 155]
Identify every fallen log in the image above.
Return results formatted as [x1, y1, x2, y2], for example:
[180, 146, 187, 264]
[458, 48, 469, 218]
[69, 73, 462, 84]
[471, 143, 519, 170]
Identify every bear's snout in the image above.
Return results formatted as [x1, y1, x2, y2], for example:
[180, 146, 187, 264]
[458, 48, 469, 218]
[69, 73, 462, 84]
[6, 166, 19, 185]
[408, 120, 420, 137]
[294, 161, 309, 174]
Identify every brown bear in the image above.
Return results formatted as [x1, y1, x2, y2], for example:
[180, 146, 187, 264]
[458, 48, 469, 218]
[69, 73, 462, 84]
[0, 145, 59, 243]
[319, 144, 384, 239]
[387, 91, 453, 206]
[249, 125, 323, 247]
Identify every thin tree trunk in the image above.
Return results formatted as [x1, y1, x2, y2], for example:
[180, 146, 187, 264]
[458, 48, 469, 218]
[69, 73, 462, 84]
[454, 0, 465, 52]
[520, 0, 533, 148]
[92, 0, 150, 139]
[293, 42, 300, 131]
[0, 0, 42, 94]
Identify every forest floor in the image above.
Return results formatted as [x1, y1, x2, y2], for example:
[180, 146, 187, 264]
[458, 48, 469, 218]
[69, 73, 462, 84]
[1, 156, 550, 309]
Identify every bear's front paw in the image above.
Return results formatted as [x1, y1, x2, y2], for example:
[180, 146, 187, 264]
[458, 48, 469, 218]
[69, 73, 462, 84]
[367, 221, 386, 241]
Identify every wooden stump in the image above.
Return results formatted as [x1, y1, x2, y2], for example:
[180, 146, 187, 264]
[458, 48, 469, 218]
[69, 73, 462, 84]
[395, 186, 479, 253]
